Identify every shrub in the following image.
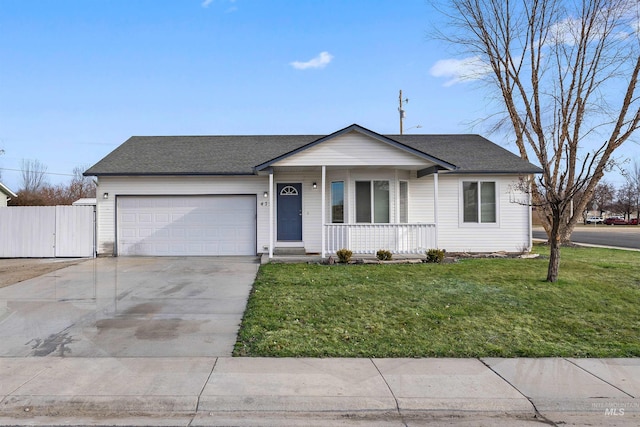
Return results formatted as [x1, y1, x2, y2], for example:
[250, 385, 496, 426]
[336, 248, 353, 263]
[376, 249, 393, 261]
[426, 249, 445, 263]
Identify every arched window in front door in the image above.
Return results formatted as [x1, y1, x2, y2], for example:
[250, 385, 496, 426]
[280, 185, 299, 196]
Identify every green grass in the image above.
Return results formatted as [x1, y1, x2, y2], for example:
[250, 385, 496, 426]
[234, 245, 640, 358]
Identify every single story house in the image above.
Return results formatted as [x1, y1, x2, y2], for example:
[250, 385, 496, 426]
[84, 124, 542, 258]
[0, 182, 17, 207]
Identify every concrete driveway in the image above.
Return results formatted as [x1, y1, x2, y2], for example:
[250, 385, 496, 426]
[0, 257, 259, 357]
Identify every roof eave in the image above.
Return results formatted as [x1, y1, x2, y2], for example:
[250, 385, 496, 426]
[445, 169, 543, 175]
[0, 183, 17, 198]
[85, 172, 257, 177]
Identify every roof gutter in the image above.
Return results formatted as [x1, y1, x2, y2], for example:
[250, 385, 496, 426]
[83, 172, 257, 177]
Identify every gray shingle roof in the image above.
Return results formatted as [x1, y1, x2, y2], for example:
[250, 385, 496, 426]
[393, 134, 541, 174]
[84, 125, 542, 176]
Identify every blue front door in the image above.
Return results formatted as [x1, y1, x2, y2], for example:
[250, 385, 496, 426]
[277, 183, 302, 241]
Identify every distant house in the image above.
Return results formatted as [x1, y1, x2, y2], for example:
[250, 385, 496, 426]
[85, 124, 542, 258]
[0, 183, 17, 207]
[72, 198, 97, 206]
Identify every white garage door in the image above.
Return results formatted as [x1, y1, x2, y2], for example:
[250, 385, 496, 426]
[117, 195, 256, 256]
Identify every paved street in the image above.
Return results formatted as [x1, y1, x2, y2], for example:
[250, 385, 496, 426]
[533, 225, 640, 250]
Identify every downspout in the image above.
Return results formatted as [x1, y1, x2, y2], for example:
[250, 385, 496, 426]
[321, 165, 326, 259]
[269, 172, 274, 259]
[93, 205, 97, 258]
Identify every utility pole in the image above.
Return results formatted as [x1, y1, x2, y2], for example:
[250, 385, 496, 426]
[398, 90, 408, 134]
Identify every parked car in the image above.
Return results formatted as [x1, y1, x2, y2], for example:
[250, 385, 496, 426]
[604, 217, 628, 225]
[585, 216, 604, 224]
[630, 218, 638, 225]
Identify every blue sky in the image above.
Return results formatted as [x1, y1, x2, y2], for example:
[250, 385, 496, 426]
[0, 0, 634, 191]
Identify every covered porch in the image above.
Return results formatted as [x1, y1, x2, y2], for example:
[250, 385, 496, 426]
[261, 164, 443, 259]
[254, 125, 455, 259]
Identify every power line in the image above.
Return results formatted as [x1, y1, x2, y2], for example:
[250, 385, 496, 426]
[0, 167, 76, 177]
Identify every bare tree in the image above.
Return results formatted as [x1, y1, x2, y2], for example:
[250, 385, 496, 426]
[613, 182, 636, 219]
[435, 0, 640, 281]
[10, 164, 96, 206]
[20, 159, 48, 193]
[67, 165, 96, 201]
[591, 181, 616, 214]
[622, 159, 640, 222]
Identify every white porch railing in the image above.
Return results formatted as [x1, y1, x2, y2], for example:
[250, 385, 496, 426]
[324, 223, 437, 255]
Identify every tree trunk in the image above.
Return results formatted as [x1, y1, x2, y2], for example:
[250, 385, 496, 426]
[547, 236, 561, 282]
[547, 209, 562, 282]
[559, 210, 577, 243]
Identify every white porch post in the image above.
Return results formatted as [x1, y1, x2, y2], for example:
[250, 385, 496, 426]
[321, 165, 326, 259]
[269, 172, 274, 259]
[433, 171, 439, 249]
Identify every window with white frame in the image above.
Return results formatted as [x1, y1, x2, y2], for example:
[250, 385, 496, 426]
[356, 180, 389, 223]
[399, 181, 408, 223]
[463, 181, 496, 223]
[331, 181, 344, 223]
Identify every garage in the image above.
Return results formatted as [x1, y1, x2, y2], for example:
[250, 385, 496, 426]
[116, 195, 256, 256]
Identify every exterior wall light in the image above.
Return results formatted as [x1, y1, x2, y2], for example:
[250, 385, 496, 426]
[263, 191, 268, 198]
[312, 182, 317, 189]
[103, 192, 109, 199]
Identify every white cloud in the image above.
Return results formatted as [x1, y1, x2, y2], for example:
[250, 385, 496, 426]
[546, 1, 640, 46]
[430, 56, 491, 86]
[290, 51, 334, 70]
[202, 0, 236, 9]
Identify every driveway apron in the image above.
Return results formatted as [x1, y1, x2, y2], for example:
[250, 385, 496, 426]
[0, 257, 259, 357]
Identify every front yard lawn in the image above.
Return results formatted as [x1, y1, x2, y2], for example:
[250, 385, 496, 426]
[234, 245, 640, 358]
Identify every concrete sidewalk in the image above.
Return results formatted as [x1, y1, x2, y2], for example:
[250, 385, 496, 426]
[1, 357, 638, 426]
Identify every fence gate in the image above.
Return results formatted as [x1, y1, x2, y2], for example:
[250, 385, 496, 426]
[0, 205, 95, 258]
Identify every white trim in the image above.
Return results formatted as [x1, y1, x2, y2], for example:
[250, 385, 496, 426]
[395, 170, 400, 222]
[0, 182, 17, 198]
[458, 179, 500, 228]
[399, 179, 409, 223]
[527, 180, 532, 251]
[345, 170, 351, 223]
[321, 165, 326, 258]
[329, 180, 345, 224]
[354, 179, 391, 224]
[275, 181, 304, 243]
[269, 172, 274, 258]
[276, 241, 305, 248]
[433, 171, 439, 248]
[279, 185, 299, 196]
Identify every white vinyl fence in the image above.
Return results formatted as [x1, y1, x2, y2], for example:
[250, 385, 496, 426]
[0, 206, 95, 258]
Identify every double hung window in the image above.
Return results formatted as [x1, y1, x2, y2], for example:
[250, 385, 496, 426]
[356, 181, 389, 223]
[463, 181, 496, 223]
